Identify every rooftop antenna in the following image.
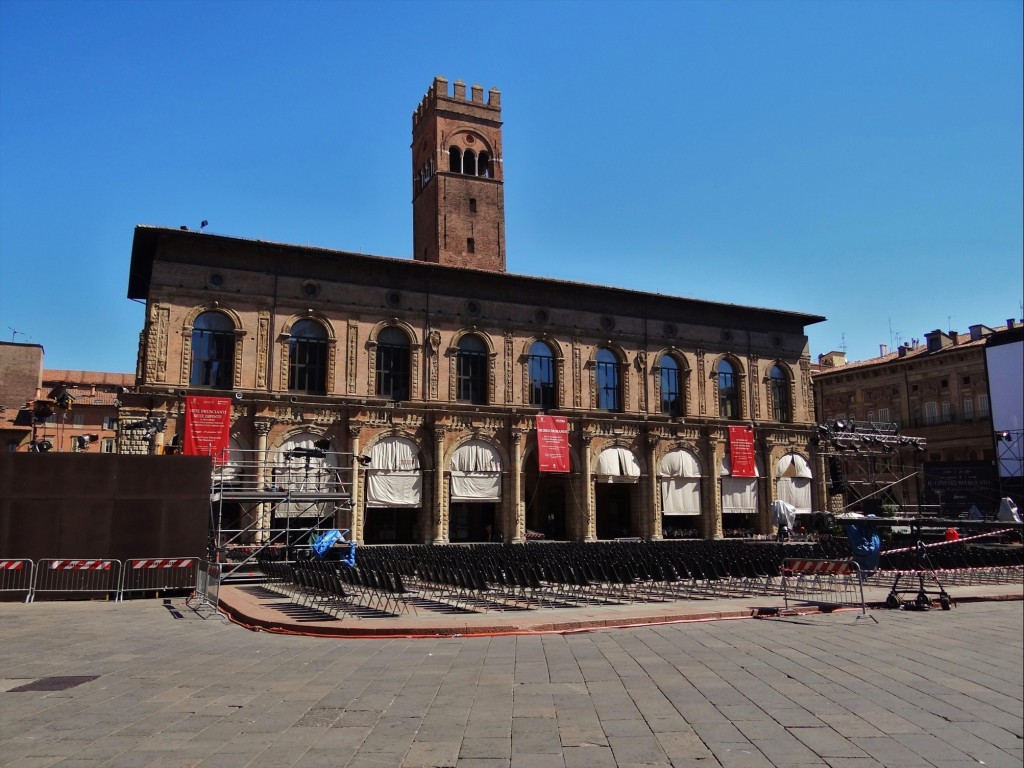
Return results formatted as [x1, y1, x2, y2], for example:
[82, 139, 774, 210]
[947, 315, 955, 334]
[8, 327, 24, 342]
[840, 332, 847, 354]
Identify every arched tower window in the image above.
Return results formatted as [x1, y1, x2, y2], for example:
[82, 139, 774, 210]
[660, 355, 683, 417]
[770, 365, 792, 423]
[478, 151, 491, 177]
[448, 146, 462, 174]
[190, 311, 235, 389]
[718, 359, 739, 419]
[596, 347, 622, 412]
[457, 334, 488, 404]
[288, 319, 328, 395]
[463, 149, 477, 176]
[528, 340, 556, 410]
[376, 326, 411, 402]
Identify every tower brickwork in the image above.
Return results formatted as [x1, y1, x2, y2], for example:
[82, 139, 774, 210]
[412, 76, 505, 272]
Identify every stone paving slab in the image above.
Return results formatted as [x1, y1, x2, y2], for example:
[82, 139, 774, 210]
[0, 589, 1020, 768]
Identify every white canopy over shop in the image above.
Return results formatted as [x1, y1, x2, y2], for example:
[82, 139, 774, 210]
[365, 436, 422, 508]
[775, 452, 813, 513]
[720, 455, 760, 515]
[449, 439, 502, 502]
[595, 446, 641, 482]
[658, 448, 702, 515]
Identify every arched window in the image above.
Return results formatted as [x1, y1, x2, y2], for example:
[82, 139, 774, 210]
[376, 326, 411, 402]
[288, 319, 328, 394]
[457, 334, 488, 404]
[718, 360, 739, 419]
[528, 340, 556, 410]
[596, 348, 622, 412]
[478, 151, 491, 177]
[448, 146, 462, 174]
[660, 355, 683, 417]
[463, 149, 477, 176]
[190, 311, 234, 389]
[770, 365, 791, 423]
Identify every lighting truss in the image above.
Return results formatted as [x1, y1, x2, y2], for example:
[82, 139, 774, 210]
[814, 420, 927, 512]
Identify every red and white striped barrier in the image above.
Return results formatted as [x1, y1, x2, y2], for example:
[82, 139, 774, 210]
[129, 558, 195, 569]
[0, 559, 34, 602]
[120, 557, 199, 599]
[882, 529, 1014, 556]
[783, 559, 858, 576]
[31, 559, 121, 602]
[48, 560, 115, 570]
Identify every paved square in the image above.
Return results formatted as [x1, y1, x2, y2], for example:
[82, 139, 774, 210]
[1, 599, 1021, 767]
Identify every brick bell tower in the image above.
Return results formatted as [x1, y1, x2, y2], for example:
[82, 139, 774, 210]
[412, 76, 505, 272]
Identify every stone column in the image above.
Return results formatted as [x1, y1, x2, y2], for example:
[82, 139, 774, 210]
[348, 425, 362, 543]
[510, 427, 524, 543]
[646, 434, 660, 541]
[433, 427, 446, 544]
[254, 420, 272, 544]
[582, 432, 596, 542]
[706, 433, 724, 540]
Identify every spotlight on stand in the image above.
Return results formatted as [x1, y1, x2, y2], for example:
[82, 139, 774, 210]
[286, 446, 326, 460]
[996, 431, 1012, 442]
[356, 455, 372, 466]
[313, 438, 332, 451]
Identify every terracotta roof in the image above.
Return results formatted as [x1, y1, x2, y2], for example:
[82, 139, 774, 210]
[43, 370, 134, 387]
[813, 325, 1014, 377]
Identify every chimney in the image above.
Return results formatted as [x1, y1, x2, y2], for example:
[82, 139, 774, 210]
[879, 344, 888, 357]
[1009, 319, 1017, 329]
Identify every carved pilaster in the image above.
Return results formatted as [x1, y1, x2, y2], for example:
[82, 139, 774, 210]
[149, 303, 169, 384]
[410, 342, 423, 400]
[697, 348, 706, 416]
[427, 330, 441, 401]
[256, 311, 270, 389]
[327, 338, 338, 395]
[346, 319, 358, 394]
[232, 329, 245, 389]
[799, 357, 812, 422]
[504, 331, 514, 404]
[636, 349, 647, 413]
[749, 354, 760, 420]
[488, 351, 498, 405]
[572, 339, 582, 409]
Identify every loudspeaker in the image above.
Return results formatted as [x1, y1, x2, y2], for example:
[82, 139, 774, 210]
[234, 392, 243, 400]
[289, 396, 298, 404]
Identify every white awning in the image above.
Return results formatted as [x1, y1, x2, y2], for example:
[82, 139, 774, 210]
[450, 440, 502, 502]
[658, 448, 702, 478]
[659, 449, 702, 515]
[366, 436, 422, 508]
[722, 477, 758, 515]
[776, 452, 812, 478]
[595, 446, 641, 482]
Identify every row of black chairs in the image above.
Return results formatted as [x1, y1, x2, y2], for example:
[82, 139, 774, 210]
[258, 538, 1022, 616]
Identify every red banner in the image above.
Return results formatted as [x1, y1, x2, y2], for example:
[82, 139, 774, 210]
[183, 396, 232, 465]
[728, 425, 756, 477]
[536, 415, 570, 473]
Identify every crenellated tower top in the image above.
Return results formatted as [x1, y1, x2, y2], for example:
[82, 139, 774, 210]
[411, 76, 506, 272]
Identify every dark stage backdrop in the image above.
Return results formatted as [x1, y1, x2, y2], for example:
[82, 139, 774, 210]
[0, 453, 211, 561]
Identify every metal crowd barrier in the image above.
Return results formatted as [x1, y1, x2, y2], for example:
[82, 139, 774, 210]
[781, 558, 873, 620]
[30, 559, 121, 603]
[0, 559, 34, 603]
[119, 558, 199, 600]
[187, 560, 222, 615]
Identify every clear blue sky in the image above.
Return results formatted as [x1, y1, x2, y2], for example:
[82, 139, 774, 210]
[1, 0, 1021, 374]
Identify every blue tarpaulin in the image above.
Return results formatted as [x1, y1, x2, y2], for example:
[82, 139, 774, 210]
[845, 516, 881, 573]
